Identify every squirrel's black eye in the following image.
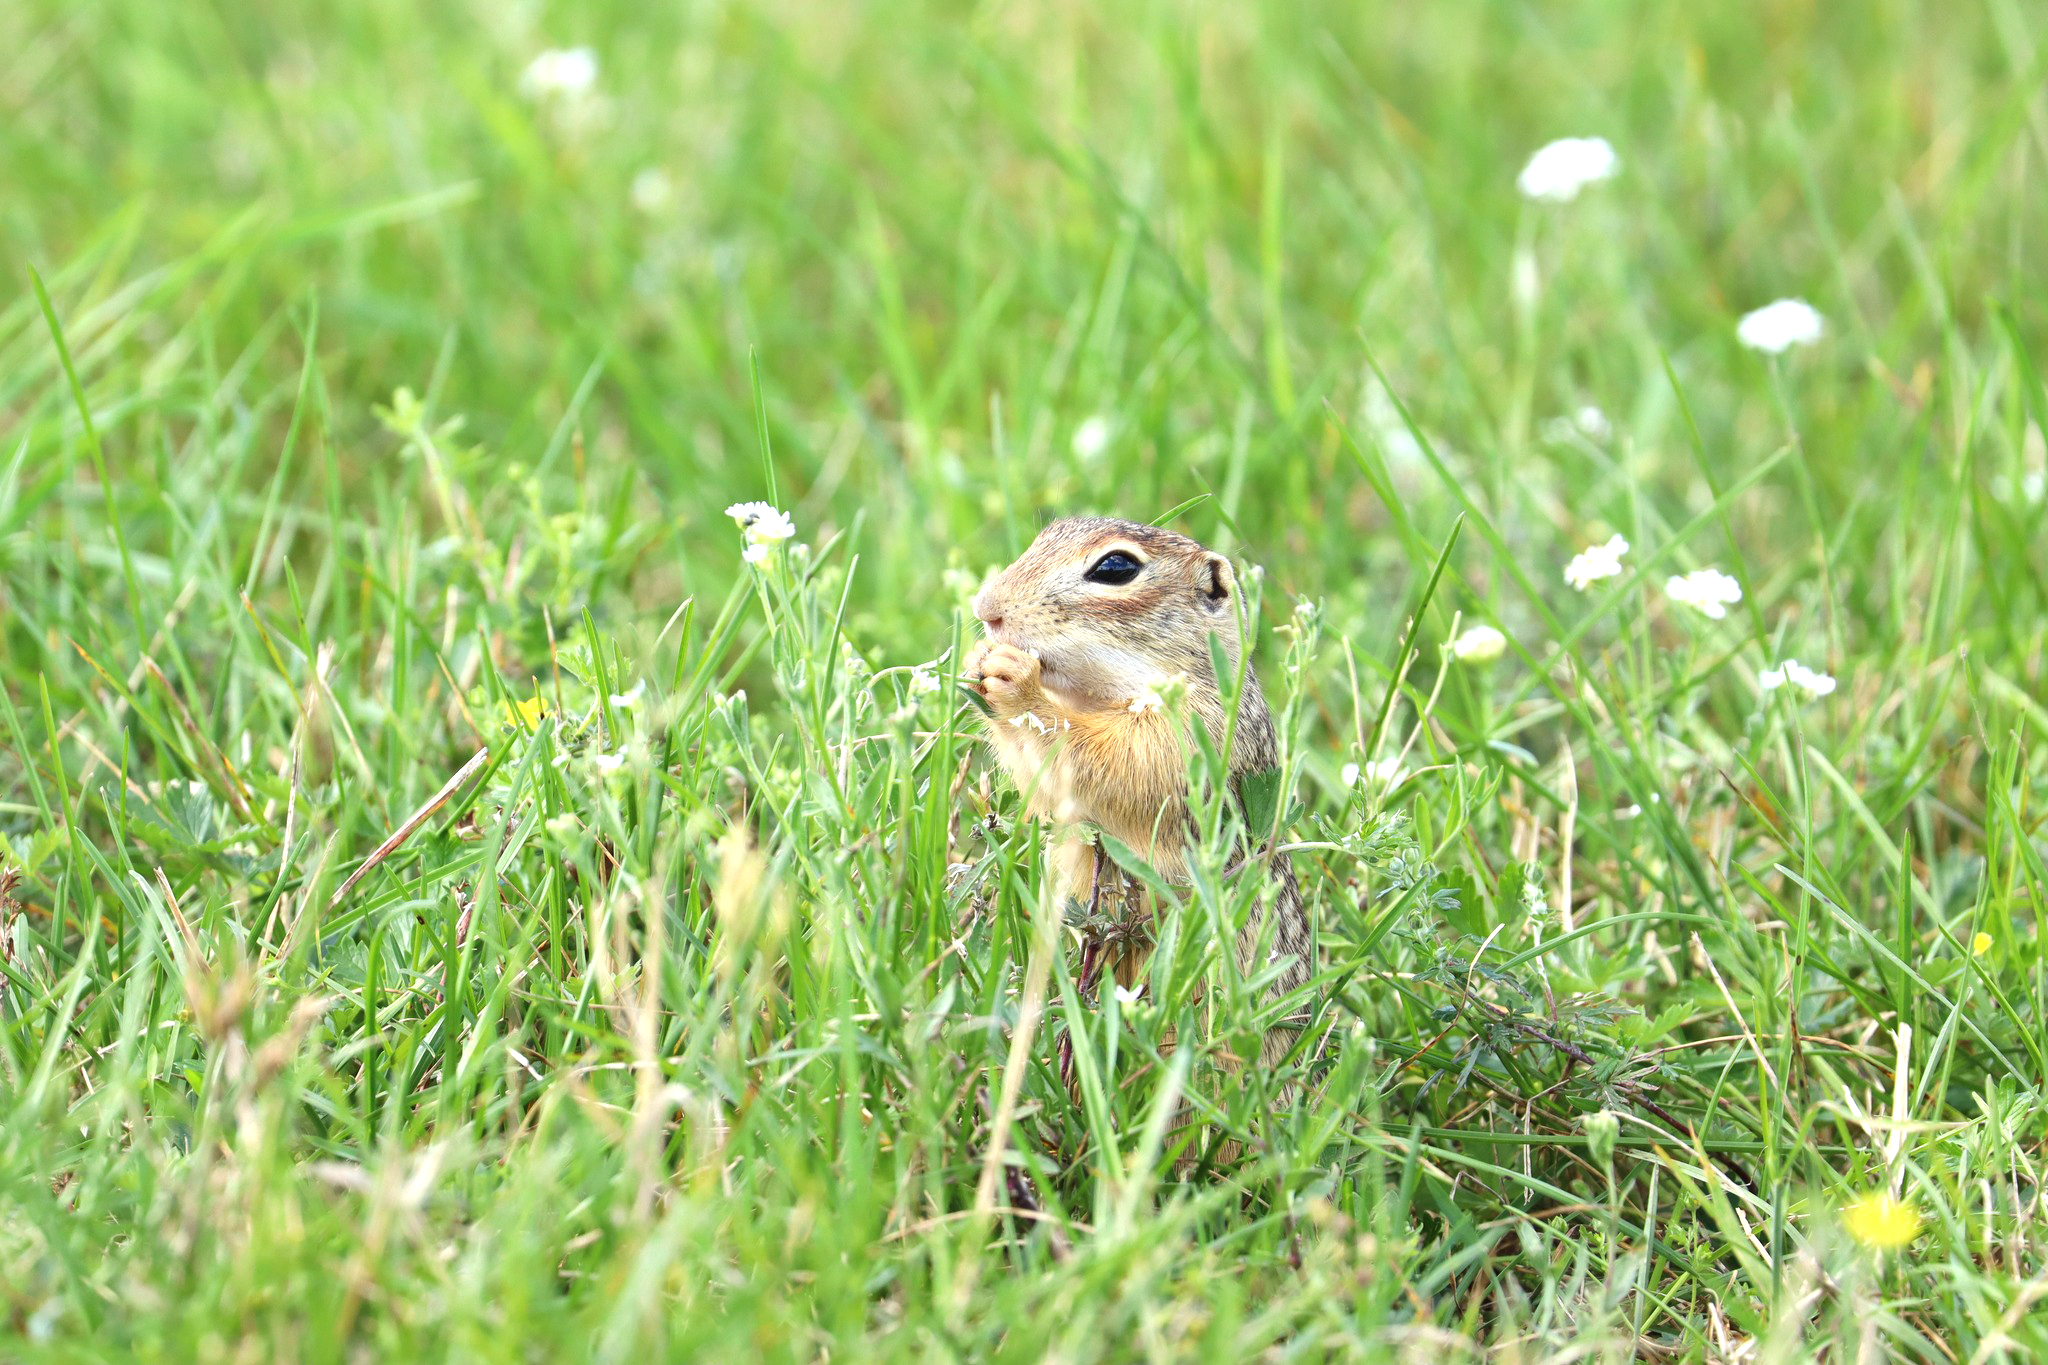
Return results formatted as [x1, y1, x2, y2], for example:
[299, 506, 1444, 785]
[1084, 551, 1143, 586]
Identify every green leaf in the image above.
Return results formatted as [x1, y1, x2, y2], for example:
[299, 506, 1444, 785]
[1437, 868, 1484, 938]
[1097, 832, 1179, 902]
[1238, 765, 1284, 836]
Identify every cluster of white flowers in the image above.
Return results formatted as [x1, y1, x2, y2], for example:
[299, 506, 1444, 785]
[1564, 534, 1629, 591]
[1517, 137, 1620, 203]
[1737, 298, 1826, 354]
[907, 664, 941, 696]
[727, 501, 794, 540]
[1759, 659, 1837, 697]
[1665, 568, 1743, 619]
[726, 501, 796, 566]
[1449, 624, 1507, 663]
[519, 47, 599, 101]
[1008, 711, 1068, 736]
[1341, 758, 1405, 789]
[1128, 672, 1188, 715]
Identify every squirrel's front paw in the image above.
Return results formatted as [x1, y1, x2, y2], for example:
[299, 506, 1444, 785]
[965, 640, 1044, 714]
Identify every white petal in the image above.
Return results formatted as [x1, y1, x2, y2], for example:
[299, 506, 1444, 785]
[1737, 299, 1826, 354]
[1450, 625, 1507, 662]
[1517, 137, 1620, 202]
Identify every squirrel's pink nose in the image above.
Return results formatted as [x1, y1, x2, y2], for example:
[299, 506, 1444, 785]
[972, 589, 1002, 631]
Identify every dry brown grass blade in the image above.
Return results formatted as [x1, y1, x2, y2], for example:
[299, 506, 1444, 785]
[327, 746, 492, 910]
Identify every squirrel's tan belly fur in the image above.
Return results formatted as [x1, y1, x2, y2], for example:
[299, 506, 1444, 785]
[964, 517, 1312, 1076]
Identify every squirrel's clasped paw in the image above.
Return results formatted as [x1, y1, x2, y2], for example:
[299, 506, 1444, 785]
[964, 639, 1044, 713]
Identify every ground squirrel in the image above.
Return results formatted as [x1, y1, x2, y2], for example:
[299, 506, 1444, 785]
[963, 516, 1311, 1073]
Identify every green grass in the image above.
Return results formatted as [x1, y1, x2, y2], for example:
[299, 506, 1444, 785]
[3, 0, 2046, 1358]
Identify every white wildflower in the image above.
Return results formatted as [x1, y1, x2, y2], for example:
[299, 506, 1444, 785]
[1516, 137, 1620, 203]
[1449, 624, 1508, 663]
[1664, 568, 1744, 620]
[741, 542, 771, 566]
[1343, 758, 1404, 789]
[518, 47, 598, 102]
[1563, 533, 1630, 591]
[1737, 299, 1825, 354]
[1128, 672, 1187, 715]
[1071, 415, 1113, 462]
[629, 168, 674, 214]
[608, 682, 645, 709]
[907, 664, 941, 697]
[724, 502, 795, 544]
[592, 750, 626, 772]
[1113, 983, 1143, 1006]
[1760, 659, 1837, 698]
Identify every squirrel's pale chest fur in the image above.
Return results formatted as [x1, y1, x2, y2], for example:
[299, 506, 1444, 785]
[963, 516, 1310, 1070]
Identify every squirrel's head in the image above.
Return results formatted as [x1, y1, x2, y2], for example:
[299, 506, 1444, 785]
[972, 517, 1244, 705]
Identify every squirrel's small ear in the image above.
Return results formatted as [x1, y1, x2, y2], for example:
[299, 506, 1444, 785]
[1200, 552, 1234, 610]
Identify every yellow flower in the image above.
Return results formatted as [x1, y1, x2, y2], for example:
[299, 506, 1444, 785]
[1971, 932, 1992, 957]
[1842, 1193, 1922, 1250]
[500, 694, 550, 728]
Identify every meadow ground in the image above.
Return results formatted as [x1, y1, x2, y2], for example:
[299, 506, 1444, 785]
[3, 1, 2046, 1359]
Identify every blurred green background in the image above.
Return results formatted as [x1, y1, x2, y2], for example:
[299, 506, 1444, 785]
[8, 0, 2042, 658]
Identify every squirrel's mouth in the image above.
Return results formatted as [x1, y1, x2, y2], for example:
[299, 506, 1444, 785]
[985, 626, 1072, 691]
